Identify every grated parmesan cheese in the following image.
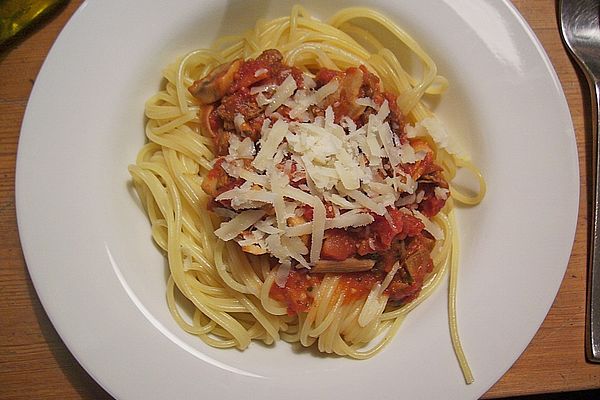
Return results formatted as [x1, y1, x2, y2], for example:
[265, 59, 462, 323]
[356, 97, 378, 109]
[274, 261, 291, 287]
[342, 189, 387, 216]
[253, 119, 288, 171]
[250, 83, 278, 95]
[265, 74, 297, 115]
[412, 210, 444, 240]
[209, 67, 453, 268]
[214, 210, 266, 241]
[435, 187, 450, 200]
[233, 113, 245, 133]
[406, 117, 468, 159]
[377, 121, 402, 168]
[254, 68, 268, 77]
[314, 79, 339, 103]
[256, 93, 272, 106]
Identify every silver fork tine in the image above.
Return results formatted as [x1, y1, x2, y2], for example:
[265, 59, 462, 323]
[559, 0, 600, 363]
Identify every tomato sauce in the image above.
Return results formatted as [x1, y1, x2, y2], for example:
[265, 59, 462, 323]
[191, 49, 449, 316]
[269, 270, 322, 315]
[270, 233, 435, 315]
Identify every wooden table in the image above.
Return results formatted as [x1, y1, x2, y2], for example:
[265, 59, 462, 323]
[1, 1, 598, 398]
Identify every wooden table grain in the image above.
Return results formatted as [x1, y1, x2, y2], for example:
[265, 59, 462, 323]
[1, 1, 598, 399]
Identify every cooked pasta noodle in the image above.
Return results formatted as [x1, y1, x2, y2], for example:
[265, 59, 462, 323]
[129, 5, 485, 384]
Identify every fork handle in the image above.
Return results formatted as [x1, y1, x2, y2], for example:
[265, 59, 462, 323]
[587, 70, 600, 362]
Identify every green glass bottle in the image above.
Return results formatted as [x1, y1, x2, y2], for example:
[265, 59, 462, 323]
[0, 0, 68, 45]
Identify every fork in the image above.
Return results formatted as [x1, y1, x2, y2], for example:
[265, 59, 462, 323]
[559, 0, 600, 363]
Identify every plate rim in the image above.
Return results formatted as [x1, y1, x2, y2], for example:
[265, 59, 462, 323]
[15, 1, 580, 399]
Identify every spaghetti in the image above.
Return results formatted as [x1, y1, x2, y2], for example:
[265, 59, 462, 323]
[129, 6, 485, 383]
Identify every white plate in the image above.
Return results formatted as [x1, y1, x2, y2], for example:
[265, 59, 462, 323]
[16, 1, 578, 399]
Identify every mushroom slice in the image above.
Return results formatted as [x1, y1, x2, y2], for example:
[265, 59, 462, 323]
[189, 59, 243, 104]
[311, 258, 375, 273]
[199, 104, 216, 137]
